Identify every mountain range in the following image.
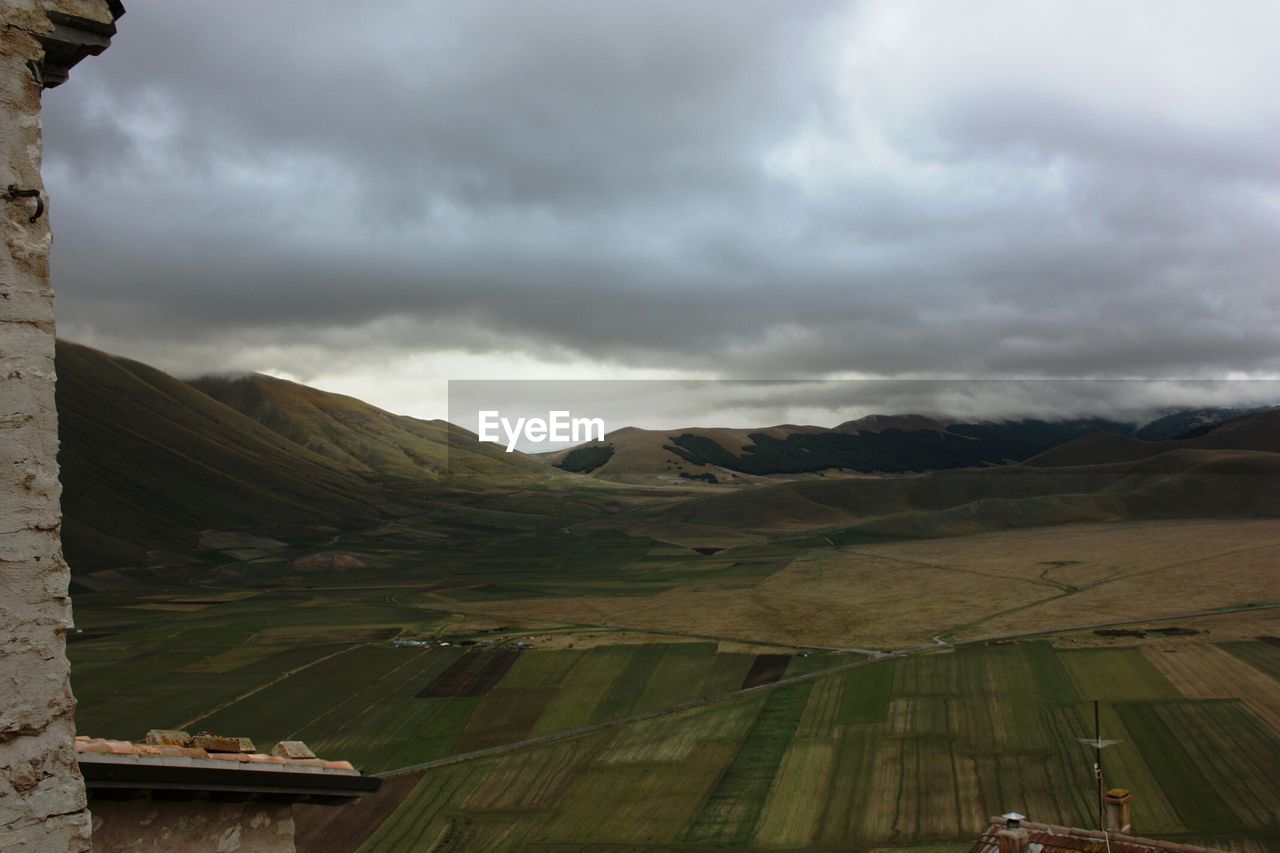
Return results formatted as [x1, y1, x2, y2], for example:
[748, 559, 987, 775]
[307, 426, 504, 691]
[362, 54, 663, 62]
[546, 409, 1270, 483]
[54, 340, 1279, 570]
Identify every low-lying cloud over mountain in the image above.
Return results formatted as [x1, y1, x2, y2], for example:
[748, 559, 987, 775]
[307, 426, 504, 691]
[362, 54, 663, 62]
[43, 1, 1280, 420]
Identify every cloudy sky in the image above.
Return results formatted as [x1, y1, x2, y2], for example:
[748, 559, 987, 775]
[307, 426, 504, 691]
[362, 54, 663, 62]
[42, 0, 1280, 424]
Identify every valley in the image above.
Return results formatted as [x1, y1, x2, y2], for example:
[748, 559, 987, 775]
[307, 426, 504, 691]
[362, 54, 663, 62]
[55, 342, 1280, 852]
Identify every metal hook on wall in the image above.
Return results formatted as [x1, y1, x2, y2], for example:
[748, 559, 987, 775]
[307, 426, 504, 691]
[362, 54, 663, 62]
[6, 185, 45, 223]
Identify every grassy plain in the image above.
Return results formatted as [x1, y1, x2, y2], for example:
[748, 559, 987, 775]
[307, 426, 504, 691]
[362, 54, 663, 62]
[446, 518, 1280, 648]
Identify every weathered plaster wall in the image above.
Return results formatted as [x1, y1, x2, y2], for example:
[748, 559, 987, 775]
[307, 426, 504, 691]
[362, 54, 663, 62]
[90, 800, 296, 853]
[0, 2, 113, 850]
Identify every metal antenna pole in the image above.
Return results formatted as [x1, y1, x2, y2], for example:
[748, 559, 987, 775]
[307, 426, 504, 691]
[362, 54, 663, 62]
[1095, 699, 1104, 830]
[1077, 705, 1121, 835]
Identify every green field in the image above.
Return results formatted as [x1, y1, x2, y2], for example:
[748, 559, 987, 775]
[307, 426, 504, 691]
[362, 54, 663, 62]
[69, 585, 815, 775]
[277, 640, 1280, 851]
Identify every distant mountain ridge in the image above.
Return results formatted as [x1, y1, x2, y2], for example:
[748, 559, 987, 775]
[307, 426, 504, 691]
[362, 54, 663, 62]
[56, 339, 1279, 570]
[612, 408, 1280, 542]
[1133, 406, 1272, 441]
[190, 373, 545, 480]
[549, 417, 1139, 480]
[1029, 407, 1280, 467]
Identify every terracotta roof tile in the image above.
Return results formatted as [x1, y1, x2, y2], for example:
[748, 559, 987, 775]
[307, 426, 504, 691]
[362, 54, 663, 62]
[144, 729, 191, 748]
[74, 733, 361, 776]
[77, 739, 112, 754]
[272, 740, 315, 760]
[192, 733, 255, 754]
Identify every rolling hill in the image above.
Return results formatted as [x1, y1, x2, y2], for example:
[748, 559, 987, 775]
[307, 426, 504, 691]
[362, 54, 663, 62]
[1132, 405, 1270, 440]
[55, 342, 552, 572]
[606, 408, 1280, 544]
[56, 341, 388, 571]
[56, 339, 1279, 570]
[190, 373, 546, 480]
[1027, 407, 1280, 467]
[548, 416, 1136, 481]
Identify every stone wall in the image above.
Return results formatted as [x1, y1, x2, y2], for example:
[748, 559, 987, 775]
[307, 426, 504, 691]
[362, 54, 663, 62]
[0, 2, 115, 850]
[90, 800, 296, 853]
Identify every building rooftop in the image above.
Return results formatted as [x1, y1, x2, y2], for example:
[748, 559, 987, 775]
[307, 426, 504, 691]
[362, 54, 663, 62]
[76, 731, 380, 805]
[36, 0, 127, 88]
[970, 818, 1227, 853]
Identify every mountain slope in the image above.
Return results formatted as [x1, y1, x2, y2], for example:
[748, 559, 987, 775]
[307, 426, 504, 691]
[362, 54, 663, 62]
[1027, 408, 1280, 467]
[1133, 406, 1269, 440]
[189, 373, 547, 481]
[611, 446, 1280, 546]
[607, 407, 1280, 544]
[549, 417, 1135, 480]
[55, 342, 390, 571]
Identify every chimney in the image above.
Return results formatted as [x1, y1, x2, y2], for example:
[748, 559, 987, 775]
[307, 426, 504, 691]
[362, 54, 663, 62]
[1104, 788, 1132, 833]
[996, 812, 1029, 853]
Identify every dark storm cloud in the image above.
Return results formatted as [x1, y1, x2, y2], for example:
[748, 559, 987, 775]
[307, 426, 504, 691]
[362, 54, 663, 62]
[40, 1, 1280, 419]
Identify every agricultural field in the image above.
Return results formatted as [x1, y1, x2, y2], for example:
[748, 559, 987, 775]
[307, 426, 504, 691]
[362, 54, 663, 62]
[69, 581, 818, 774]
[295, 639, 1280, 852]
[66, 509, 1280, 851]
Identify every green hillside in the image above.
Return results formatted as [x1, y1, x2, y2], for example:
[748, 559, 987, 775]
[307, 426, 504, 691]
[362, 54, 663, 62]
[56, 341, 387, 572]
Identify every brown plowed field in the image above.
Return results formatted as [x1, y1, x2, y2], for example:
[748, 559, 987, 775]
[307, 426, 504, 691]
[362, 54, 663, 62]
[741, 654, 791, 689]
[417, 651, 520, 697]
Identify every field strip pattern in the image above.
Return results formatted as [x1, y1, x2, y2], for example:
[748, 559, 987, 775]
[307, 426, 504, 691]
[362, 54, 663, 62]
[286, 638, 1280, 852]
[1142, 643, 1280, 734]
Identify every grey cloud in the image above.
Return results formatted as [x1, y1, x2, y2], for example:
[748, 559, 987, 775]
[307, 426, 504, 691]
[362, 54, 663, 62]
[40, 0, 1280, 418]
[449, 379, 1280, 441]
